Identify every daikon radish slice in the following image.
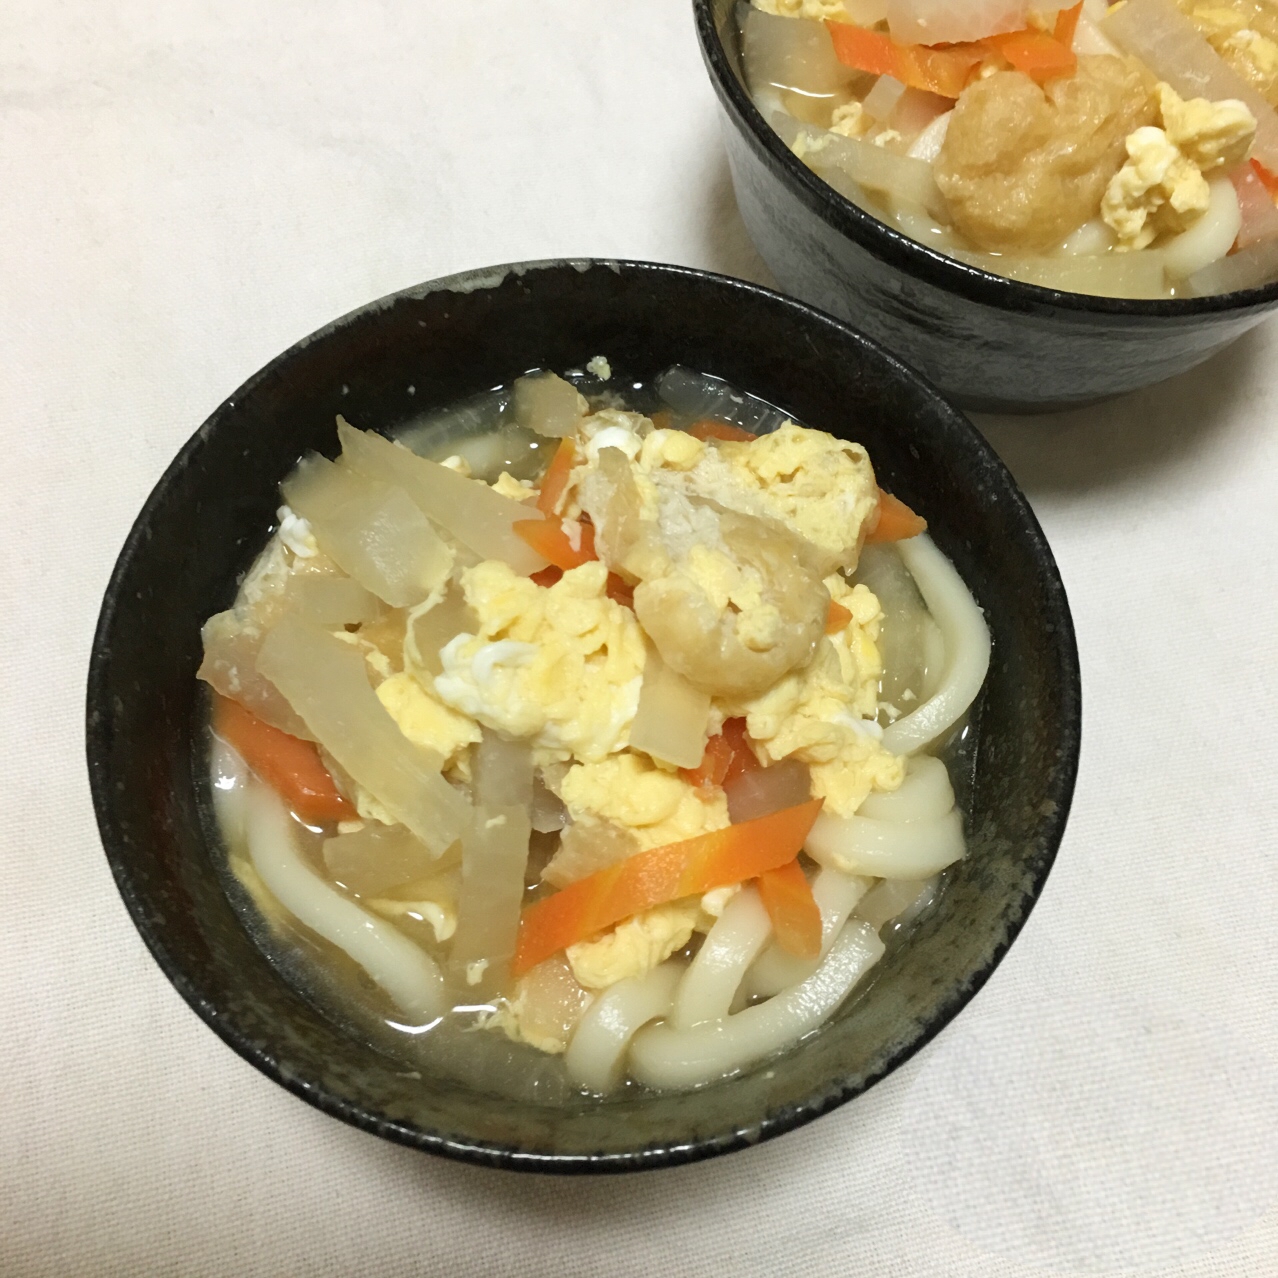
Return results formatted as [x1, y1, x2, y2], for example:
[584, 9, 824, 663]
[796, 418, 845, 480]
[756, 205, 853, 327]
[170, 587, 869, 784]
[724, 758, 811, 824]
[806, 805, 965, 878]
[777, 114, 946, 217]
[404, 584, 477, 679]
[257, 614, 469, 855]
[323, 824, 445, 898]
[1188, 234, 1278, 294]
[564, 962, 681, 1094]
[949, 248, 1170, 298]
[628, 920, 884, 1090]
[336, 418, 548, 575]
[884, 0, 1029, 45]
[245, 783, 446, 1022]
[450, 804, 532, 996]
[629, 645, 711, 770]
[511, 373, 587, 439]
[282, 453, 453, 608]
[745, 867, 872, 999]
[1103, 0, 1278, 173]
[288, 574, 383, 626]
[743, 6, 857, 97]
[473, 729, 534, 811]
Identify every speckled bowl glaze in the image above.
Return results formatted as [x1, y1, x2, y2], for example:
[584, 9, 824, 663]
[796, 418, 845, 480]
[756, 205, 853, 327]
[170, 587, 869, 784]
[87, 259, 1079, 1172]
[695, 0, 1278, 413]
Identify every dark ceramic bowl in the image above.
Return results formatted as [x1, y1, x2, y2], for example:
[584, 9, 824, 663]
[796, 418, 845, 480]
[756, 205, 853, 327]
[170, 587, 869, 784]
[87, 259, 1079, 1172]
[695, 0, 1278, 413]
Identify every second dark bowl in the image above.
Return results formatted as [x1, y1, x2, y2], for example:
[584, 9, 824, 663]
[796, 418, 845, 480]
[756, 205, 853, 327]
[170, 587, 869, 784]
[695, 0, 1278, 413]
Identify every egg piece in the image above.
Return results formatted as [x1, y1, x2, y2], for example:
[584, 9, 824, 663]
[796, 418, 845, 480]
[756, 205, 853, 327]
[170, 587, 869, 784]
[1158, 82, 1256, 171]
[490, 471, 534, 501]
[375, 671, 482, 768]
[559, 751, 730, 851]
[566, 899, 703, 991]
[722, 579, 904, 818]
[433, 559, 646, 764]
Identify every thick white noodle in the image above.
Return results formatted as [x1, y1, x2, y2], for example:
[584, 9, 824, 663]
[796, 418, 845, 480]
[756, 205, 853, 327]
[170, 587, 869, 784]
[564, 962, 681, 1093]
[857, 875, 939, 930]
[628, 921, 885, 1091]
[745, 867, 873, 1000]
[857, 755, 955, 824]
[669, 888, 772, 1030]
[210, 737, 250, 852]
[882, 535, 991, 756]
[244, 783, 446, 1023]
[806, 806, 965, 880]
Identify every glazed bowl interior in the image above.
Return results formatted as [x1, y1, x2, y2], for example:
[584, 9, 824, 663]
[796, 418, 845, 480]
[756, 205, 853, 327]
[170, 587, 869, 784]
[87, 259, 1079, 1172]
[695, 0, 1278, 411]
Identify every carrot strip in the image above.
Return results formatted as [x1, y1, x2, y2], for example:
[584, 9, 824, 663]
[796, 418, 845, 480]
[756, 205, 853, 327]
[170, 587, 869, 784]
[826, 599, 853, 634]
[826, 23, 985, 98]
[535, 437, 578, 516]
[512, 515, 597, 570]
[605, 573, 635, 610]
[687, 419, 757, 443]
[213, 694, 355, 824]
[1053, 2, 1082, 48]
[680, 732, 736, 794]
[866, 489, 928, 543]
[757, 858, 822, 959]
[531, 565, 564, 589]
[1252, 158, 1278, 200]
[722, 716, 761, 786]
[986, 29, 1076, 83]
[512, 799, 824, 975]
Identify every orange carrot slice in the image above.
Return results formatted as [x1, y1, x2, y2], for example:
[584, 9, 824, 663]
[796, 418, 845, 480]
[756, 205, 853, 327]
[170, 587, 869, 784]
[826, 599, 853, 634]
[680, 731, 736, 794]
[1053, 2, 1082, 48]
[757, 858, 822, 959]
[866, 489, 927, 543]
[986, 29, 1076, 83]
[535, 437, 578, 516]
[687, 418, 757, 443]
[1252, 158, 1278, 199]
[826, 23, 985, 98]
[213, 694, 355, 824]
[530, 565, 564, 589]
[513, 515, 597, 570]
[605, 573, 635, 610]
[512, 799, 824, 975]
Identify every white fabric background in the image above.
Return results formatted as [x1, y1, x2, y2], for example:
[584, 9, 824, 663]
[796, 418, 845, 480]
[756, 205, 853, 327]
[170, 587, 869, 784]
[3, 1, 1277, 1274]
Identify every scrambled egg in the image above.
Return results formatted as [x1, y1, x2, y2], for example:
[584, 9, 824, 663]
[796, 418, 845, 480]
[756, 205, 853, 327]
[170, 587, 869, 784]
[566, 899, 703, 991]
[830, 101, 871, 139]
[433, 559, 645, 764]
[376, 671, 482, 767]
[490, 472, 534, 501]
[721, 575, 905, 818]
[559, 752, 729, 851]
[365, 875, 459, 944]
[1103, 83, 1256, 248]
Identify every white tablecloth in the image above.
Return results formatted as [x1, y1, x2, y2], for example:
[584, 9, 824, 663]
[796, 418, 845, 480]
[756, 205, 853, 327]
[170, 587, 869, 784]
[5, 2, 1277, 1273]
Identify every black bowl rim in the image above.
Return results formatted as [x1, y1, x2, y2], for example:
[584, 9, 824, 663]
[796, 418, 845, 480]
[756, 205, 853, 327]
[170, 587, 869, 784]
[87, 256, 1081, 1174]
[693, 0, 1278, 318]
